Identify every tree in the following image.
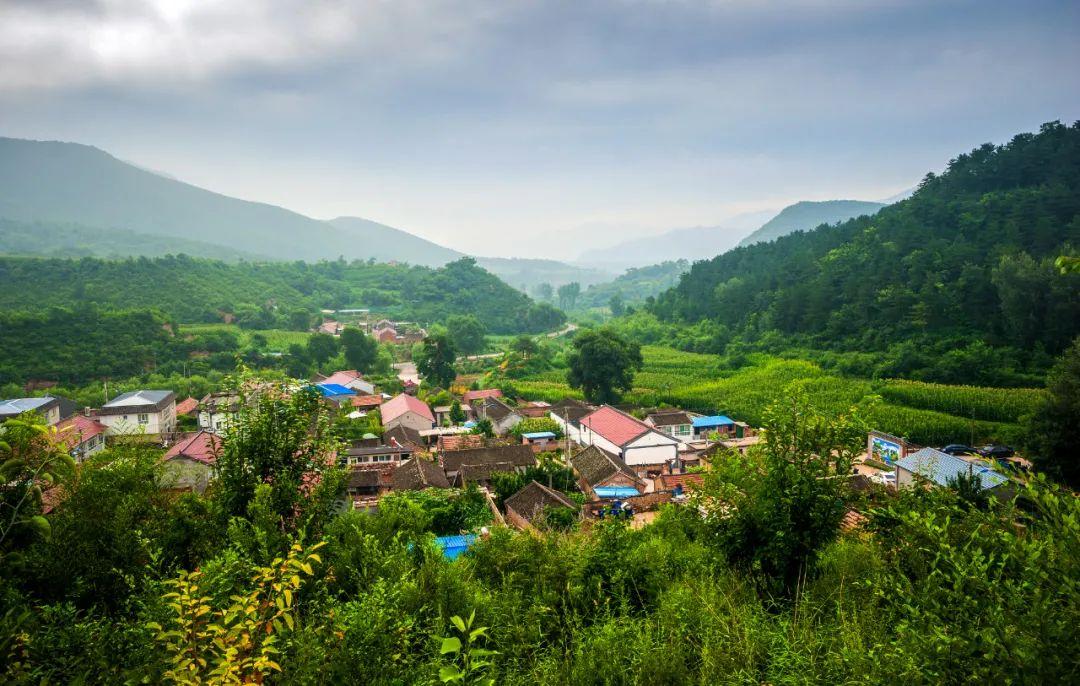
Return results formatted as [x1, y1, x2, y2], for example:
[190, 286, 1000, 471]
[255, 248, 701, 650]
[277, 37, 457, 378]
[566, 328, 642, 404]
[609, 292, 625, 317]
[534, 283, 554, 302]
[1025, 338, 1080, 488]
[306, 333, 339, 369]
[285, 343, 312, 378]
[510, 417, 563, 439]
[416, 332, 458, 389]
[0, 416, 75, 557]
[557, 282, 581, 310]
[471, 418, 494, 438]
[446, 315, 486, 355]
[340, 327, 378, 372]
[449, 399, 467, 424]
[287, 308, 312, 331]
[510, 335, 539, 360]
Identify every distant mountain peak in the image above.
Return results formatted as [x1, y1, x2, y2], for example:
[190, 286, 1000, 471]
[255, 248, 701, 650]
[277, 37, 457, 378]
[737, 199, 886, 247]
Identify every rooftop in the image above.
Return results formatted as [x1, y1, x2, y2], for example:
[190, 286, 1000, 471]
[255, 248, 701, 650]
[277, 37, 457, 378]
[0, 396, 59, 417]
[442, 444, 537, 473]
[580, 405, 653, 446]
[504, 480, 578, 524]
[896, 447, 1009, 490]
[163, 431, 222, 465]
[692, 415, 735, 429]
[55, 414, 106, 450]
[381, 393, 435, 425]
[463, 388, 503, 403]
[570, 444, 643, 487]
[100, 390, 176, 413]
[646, 410, 693, 426]
[314, 383, 356, 397]
[392, 457, 451, 490]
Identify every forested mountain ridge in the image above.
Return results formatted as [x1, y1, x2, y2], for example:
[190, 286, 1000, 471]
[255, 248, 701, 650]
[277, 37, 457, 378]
[737, 199, 887, 247]
[0, 254, 565, 335]
[653, 121, 1080, 373]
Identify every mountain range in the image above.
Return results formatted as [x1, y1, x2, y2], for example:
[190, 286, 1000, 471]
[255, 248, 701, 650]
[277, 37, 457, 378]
[735, 199, 887, 247]
[0, 137, 610, 290]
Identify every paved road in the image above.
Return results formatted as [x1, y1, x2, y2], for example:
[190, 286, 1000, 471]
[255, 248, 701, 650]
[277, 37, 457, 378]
[392, 361, 419, 385]
[547, 323, 578, 338]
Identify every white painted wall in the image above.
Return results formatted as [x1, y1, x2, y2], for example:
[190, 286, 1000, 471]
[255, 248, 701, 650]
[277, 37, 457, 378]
[385, 410, 434, 433]
[98, 402, 176, 436]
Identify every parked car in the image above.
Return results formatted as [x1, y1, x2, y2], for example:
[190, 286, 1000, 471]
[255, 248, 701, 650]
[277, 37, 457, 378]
[978, 444, 1015, 459]
[942, 444, 976, 456]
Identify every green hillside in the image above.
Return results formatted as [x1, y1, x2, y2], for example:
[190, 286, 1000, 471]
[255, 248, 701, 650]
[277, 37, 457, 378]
[0, 255, 565, 335]
[654, 121, 1080, 384]
[737, 199, 886, 246]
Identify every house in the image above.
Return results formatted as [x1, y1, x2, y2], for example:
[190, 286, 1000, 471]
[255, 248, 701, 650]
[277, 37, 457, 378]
[351, 395, 384, 411]
[160, 430, 221, 493]
[578, 405, 679, 476]
[867, 430, 915, 467]
[392, 457, 452, 490]
[645, 410, 694, 442]
[548, 398, 595, 444]
[318, 320, 342, 336]
[313, 383, 357, 405]
[343, 442, 414, 467]
[198, 392, 241, 433]
[441, 444, 537, 483]
[55, 414, 107, 462]
[895, 448, 1009, 492]
[471, 396, 522, 436]
[384, 424, 425, 451]
[657, 473, 705, 495]
[0, 396, 63, 426]
[437, 433, 489, 453]
[376, 327, 398, 343]
[463, 388, 503, 405]
[504, 480, 578, 530]
[175, 397, 199, 418]
[570, 445, 647, 500]
[95, 390, 177, 436]
[320, 370, 376, 395]
[517, 401, 553, 419]
[522, 431, 558, 453]
[381, 394, 435, 432]
[691, 415, 736, 439]
[345, 467, 393, 507]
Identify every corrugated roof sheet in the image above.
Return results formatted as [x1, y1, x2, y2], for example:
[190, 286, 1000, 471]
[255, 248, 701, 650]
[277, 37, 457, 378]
[593, 486, 641, 498]
[522, 431, 556, 439]
[692, 415, 735, 429]
[896, 447, 1009, 490]
[315, 383, 355, 397]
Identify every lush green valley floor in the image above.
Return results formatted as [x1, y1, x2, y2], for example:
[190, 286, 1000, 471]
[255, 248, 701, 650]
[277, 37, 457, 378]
[510, 346, 1040, 446]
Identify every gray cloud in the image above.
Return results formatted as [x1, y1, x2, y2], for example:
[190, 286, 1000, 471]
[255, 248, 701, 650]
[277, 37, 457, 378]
[1, 0, 1078, 257]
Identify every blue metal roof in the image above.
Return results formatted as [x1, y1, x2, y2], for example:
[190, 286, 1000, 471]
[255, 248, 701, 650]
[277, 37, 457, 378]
[896, 448, 1008, 490]
[692, 415, 735, 429]
[593, 486, 641, 498]
[522, 431, 556, 439]
[434, 534, 478, 560]
[314, 383, 355, 397]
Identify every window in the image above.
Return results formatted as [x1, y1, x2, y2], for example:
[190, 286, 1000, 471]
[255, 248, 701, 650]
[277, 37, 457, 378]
[138, 413, 149, 424]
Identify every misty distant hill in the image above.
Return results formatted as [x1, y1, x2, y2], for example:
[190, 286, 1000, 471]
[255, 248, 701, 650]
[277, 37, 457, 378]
[737, 200, 886, 247]
[0, 136, 605, 290]
[576, 225, 748, 272]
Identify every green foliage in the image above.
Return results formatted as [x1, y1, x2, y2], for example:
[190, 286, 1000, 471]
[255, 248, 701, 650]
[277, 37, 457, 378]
[0, 416, 76, 557]
[1024, 338, 1080, 488]
[566, 328, 643, 404]
[654, 122, 1080, 374]
[417, 332, 459, 389]
[556, 282, 581, 310]
[378, 487, 494, 536]
[340, 326, 379, 373]
[449, 400, 467, 424]
[447, 315, 487, 355]
[471, 418, 494, 438]
[438, 610, 498, 685]
[509, 417, 563, 440]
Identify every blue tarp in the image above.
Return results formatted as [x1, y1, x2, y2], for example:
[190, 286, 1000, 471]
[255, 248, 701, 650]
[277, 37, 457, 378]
[692, 415, 734, 429]
[435, 534, 478, 560]
[314, 383, 356, 397]
[594, 486, 641, 498]
[522, 431, 556, 440]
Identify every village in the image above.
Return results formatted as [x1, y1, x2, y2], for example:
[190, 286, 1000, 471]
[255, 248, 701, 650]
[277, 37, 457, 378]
[0, 314, 1028, 554]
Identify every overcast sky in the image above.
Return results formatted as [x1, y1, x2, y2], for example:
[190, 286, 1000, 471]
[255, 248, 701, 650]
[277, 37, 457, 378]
[2, 0, 1078, 258]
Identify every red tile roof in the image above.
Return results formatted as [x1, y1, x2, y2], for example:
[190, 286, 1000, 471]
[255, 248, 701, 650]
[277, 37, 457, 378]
[437, 434, 488, 452]
[381, 393, 435, 425]
[163, 431, 222, 465]
[55, 415, 106, 450]
[175, 397, 199, 416]
[580, 406, 650, 447]
[463, 388, 503, 404]
[351, 395, 383, 408]
[322, 370, 363, 386]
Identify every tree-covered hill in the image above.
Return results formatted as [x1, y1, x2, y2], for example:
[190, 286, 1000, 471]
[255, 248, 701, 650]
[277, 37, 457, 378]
[577, 260, 690, 310]
[737, 199, 887, 247]
[0, 255, 564, 335]
[653, 121, 1080, 367]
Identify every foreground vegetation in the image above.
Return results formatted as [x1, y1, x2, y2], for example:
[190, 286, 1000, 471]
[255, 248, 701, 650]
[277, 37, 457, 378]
[1, 385, 1076, 684]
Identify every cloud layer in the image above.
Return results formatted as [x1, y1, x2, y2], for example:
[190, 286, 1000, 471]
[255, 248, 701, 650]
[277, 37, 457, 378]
[2, 0, 1078, 256]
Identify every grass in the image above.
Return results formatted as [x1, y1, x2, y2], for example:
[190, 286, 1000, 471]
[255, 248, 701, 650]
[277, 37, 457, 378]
[180, 323, 312, 352]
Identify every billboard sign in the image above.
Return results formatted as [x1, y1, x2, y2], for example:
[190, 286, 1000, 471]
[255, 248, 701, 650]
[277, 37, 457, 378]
[871, 436, 902, 465]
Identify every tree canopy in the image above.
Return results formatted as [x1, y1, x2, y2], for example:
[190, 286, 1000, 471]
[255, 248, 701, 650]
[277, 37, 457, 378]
[566, 328, 643, 404]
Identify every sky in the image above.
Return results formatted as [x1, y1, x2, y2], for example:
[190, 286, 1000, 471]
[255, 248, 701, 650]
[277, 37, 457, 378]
[1, 0, 1078, 259]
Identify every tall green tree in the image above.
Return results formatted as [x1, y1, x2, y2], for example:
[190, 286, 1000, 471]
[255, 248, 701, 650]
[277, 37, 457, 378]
[534, 282, 554, 302]
[0, 416, 75, 558]
[416, 332, 458, 389]
[446, 315, 487, 355]
[1024, 338, 1080, 488]
[609, 292, 625, 317]
[557, 282, 581, 310]
[306, 333, 339, 369]
[340, 327, 378, 372]
[566, 328, 642, 404]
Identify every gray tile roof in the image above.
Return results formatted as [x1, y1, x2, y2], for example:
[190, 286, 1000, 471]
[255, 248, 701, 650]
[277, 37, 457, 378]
[99, 390, 176, 414]
[504, 481, 578, 524]
[442, 444, 537, 474]
[0, 396, 59, 418]
[454, 461, 518, 486]
[570, 445, 642, 487]
[392, 457, 451, 490]
[896, 447, 1009, 490]
[646, 410, 693, 426]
